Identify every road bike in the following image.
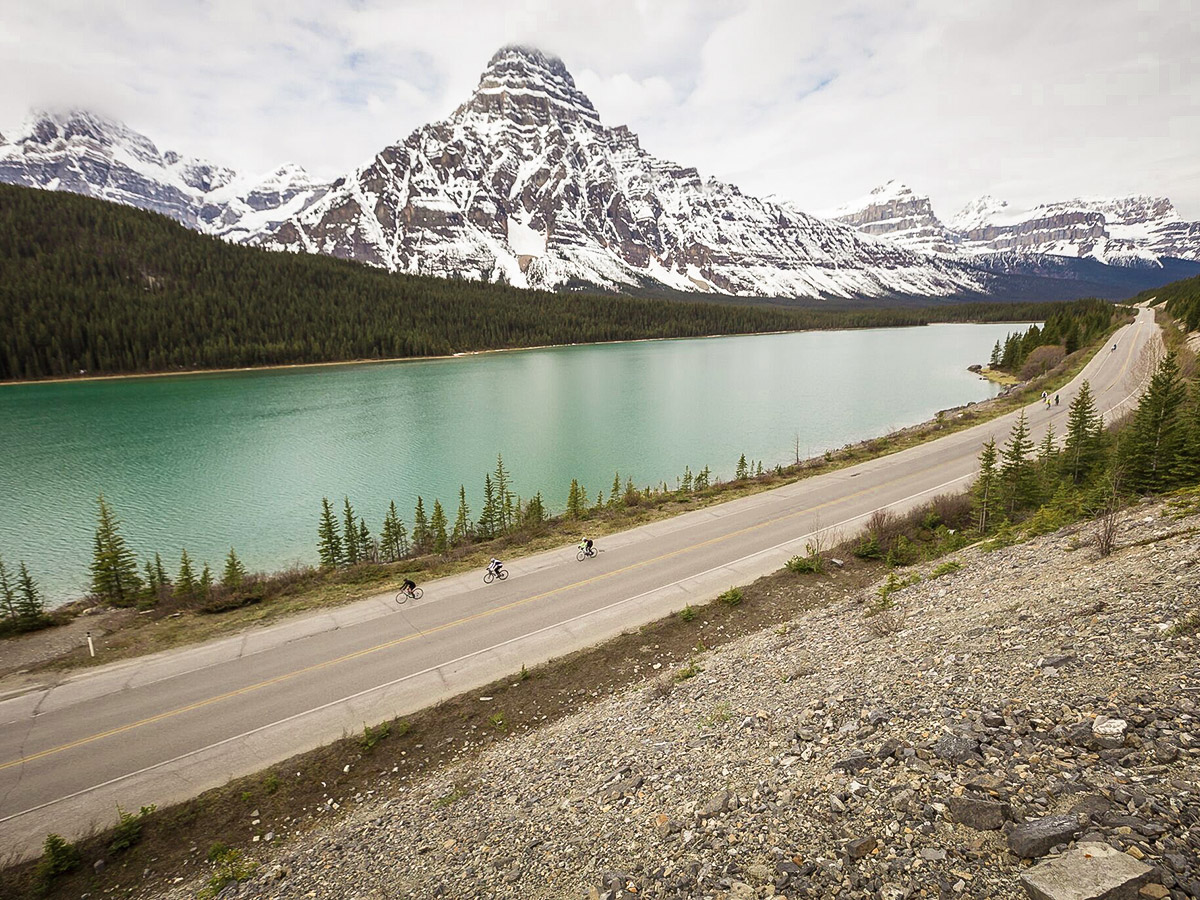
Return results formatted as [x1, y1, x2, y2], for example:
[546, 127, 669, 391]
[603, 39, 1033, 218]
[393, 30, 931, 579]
[395, 585, 423, 604]
[576, 546, 597, 561]
[483, 567, 508, 584]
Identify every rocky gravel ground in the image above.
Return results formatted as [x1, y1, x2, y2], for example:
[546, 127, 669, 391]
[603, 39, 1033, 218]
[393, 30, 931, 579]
[156, 500, 1199, 900]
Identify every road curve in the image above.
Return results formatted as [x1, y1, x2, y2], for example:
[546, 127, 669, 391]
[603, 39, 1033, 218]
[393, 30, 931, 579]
[0, 308, 1161, 859]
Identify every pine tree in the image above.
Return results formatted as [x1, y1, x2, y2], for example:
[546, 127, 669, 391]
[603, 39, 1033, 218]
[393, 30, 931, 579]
[1063, 380, 1104, 484]
[609, 472, 621, 507]
[566, 479, 585, 518]
[989, 340, 1002, 368]
[0, 556, 18, 624]
[144, 559, 159, 596]
[477, 474, 499, 540]
[494, 454, 513, 532]
[681, 466, 693, 494]
[198, 563, 213, 599]
[16, 562, 49, 630]
[623, 476, 640, 506]
[694, 466, 711, 491]
[223, 548, 246, 588]
[342, 497, 361, 565]
[735, 453, 749, 480]
[755, 460, 764, 477]
[523, 492, 546, 527]
[357, 520, 375, 562]
[317, 497, 343, 569]
[973, 438, 1000, 532]
[379, 501, 407, 562]
[430, 500, 449, 554]
[1123, 353, 1187, 493]
[1000, 412, 1037, 514]
[412, 496, 430, 554]
[89, 496, 142, 607]
[176, 549, 198, 600]
[451, 486, 472, 546]
[1171, 384, 1200, 486]
[1036, 421, 1059, 499]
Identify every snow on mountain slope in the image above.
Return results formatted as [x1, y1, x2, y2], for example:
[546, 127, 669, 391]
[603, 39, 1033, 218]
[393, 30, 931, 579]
[830, 181, 960, 255]
[0, 109, 326, 239]
[835, 182, 1200, 268]
[261, 47, 986, 300]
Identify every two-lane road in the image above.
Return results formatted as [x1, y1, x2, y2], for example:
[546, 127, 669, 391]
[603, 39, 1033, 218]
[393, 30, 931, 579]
[0, 307, 1160, 860]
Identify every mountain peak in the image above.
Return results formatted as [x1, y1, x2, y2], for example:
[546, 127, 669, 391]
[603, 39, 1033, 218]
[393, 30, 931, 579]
[459, 45, 599, 129]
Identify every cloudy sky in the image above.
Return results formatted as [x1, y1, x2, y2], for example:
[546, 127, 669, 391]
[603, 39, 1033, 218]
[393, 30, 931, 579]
[2, 0, 1197, 219]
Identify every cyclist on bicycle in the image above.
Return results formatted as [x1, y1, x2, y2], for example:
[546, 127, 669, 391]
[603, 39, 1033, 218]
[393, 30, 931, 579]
[488, 558, 504, 576]
[401, 577, 417, 596]
[579, 538, 594, 556]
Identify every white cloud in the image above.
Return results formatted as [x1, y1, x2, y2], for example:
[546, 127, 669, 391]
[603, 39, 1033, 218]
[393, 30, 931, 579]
[0, 0, 1197, 218]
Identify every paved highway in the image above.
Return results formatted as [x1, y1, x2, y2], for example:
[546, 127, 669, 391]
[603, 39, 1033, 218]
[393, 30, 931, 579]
[0, 307, 1161, 859]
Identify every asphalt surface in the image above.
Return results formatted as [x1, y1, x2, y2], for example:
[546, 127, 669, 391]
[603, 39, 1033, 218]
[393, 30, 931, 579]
[0, 307, 1161, 859]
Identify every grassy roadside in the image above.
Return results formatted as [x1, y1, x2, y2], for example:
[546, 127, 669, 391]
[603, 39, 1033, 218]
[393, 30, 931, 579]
[1, 315, 1134, 681]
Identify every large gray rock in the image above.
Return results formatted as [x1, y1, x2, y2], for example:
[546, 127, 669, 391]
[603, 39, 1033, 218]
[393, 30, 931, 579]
[948, 796, 1010, 830]
[1009, 814, 1082, 858]
[935, 734, 980, 763]
[1020, 842, 1156, 900]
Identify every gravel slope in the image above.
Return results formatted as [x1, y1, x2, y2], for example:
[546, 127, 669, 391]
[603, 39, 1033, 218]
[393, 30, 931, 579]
[155, 499, 1200, 900]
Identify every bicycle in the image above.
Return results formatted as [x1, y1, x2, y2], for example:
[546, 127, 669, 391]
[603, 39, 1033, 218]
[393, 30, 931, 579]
[483, 567, 508, 584]
[576, 546, 597, 561]
[395, 585, 423, 605]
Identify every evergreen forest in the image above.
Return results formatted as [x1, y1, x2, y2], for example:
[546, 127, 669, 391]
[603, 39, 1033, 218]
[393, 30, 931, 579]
[0, 183, 1116, 380]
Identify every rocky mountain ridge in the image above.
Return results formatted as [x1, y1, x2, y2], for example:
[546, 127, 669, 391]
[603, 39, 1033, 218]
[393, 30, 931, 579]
[260, 46, 986, 300]
[0, 109, 326, 241]
[835, 181, 1200, 268]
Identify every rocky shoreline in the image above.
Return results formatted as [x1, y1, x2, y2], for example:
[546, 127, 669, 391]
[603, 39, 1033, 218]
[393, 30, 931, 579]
[152, 499, 1199, 900]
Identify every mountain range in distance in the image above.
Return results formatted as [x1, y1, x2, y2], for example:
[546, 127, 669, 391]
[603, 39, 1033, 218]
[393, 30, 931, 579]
[3, 45, 1198, 303]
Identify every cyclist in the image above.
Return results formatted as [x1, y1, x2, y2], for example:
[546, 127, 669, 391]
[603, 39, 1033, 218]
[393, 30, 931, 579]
[487, 557, 504, 577]
[579, 538, 595, 557]
[401, 577, 417, 598]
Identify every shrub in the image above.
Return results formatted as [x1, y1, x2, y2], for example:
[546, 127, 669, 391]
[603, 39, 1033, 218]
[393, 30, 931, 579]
[1166, 612, 1200, 637]
[929, 560, 962, 578]
[359, 720, 391, 752]
[1020, 344, 1066, 380]
[488, 711, 508, 732]
[674, 658, 703, 681]
[717, 586, 743, 606]
[201, 845, 256, 898]
[677, 605, 696, 622]
[34, 834, 79, 894]
[785, 552, 823, 574]
[198, 591, 263, 614]
[109, 803, 155, 853]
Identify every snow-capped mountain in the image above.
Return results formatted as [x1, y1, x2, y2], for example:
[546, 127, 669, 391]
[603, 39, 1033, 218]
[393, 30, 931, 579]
[830, 181, 960, 255]
[260, 46, 986, 300]
[836, 181, 1200, 269]
[0, 109, 326, 239]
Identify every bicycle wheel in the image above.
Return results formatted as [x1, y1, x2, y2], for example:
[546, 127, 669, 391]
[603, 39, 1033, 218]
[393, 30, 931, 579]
[483, 571, 494, 584]
[411, 587, 423, 600]
[394, 591, 409, 606]
[497, 568, 508, 581]
[577, 550, 586, 561]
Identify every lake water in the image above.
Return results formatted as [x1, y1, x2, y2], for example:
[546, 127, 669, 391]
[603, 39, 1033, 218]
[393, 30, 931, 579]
[0, 324, 1023, 604]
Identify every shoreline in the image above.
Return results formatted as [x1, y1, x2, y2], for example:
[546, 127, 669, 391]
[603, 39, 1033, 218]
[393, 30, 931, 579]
[0, 318, 1033, 388]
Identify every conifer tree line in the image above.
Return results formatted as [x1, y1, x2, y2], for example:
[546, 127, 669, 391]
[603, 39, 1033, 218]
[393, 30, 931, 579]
[0, 554, 51, 635]
[986, 299, 1122, 374]
[84, 495, 250, 610]
[972, 352, 1200, 535]
[1134, 274, 1200, 333]
[0, 183, 1116, 381]
[316, 449, 778, 569]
